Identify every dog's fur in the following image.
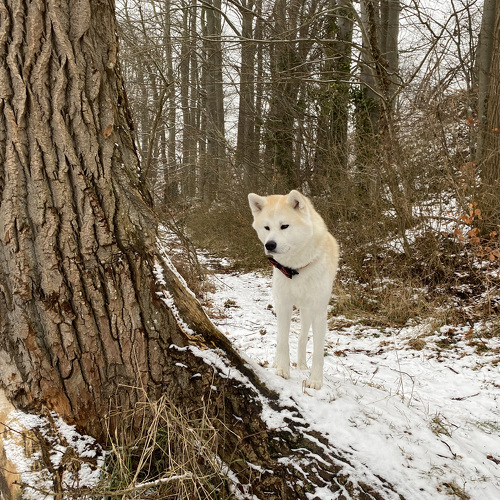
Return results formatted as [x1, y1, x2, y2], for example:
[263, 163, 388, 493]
[248, 190, 339, 389]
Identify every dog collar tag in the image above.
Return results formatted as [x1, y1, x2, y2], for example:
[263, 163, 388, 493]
[267, 256, 299, 279]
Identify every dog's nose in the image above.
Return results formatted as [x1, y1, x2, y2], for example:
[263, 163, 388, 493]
[265, 240, 277, 252]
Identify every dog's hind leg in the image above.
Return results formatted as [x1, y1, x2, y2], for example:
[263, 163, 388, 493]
[298, 309, 311, 370]
[306, 311, 327, 389]
[273, 302, 293, 379]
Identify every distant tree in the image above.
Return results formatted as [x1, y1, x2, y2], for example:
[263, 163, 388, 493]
[264, 0, 303, 191]
[263, 0, 327, 192]
[314, 0, 354, 194]
[476, 0, 496, 162]
[162, 0, 179, 204]
[356, 0, 413, 254]
[479, 0, 500, 232]
[358, 0, 400, 133]
[235, 0, 260, 191]
[118, 0, 179, 205]
[179, 0, 200, 199]
[201, 0, 226, 202]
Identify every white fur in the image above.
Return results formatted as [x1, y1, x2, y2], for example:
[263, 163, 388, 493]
[248, 190, 339, 389]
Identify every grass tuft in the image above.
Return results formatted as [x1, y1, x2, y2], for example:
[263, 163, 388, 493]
[90, 395, 230, 499]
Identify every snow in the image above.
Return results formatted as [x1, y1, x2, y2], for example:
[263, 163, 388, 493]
[204, 267, 500, 499]
[154, 259, 197, 336]
[2, 410, 104, 499]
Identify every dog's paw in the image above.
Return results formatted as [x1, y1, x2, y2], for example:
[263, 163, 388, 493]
[297, 361, 308, 370]
[275, 367, 290, 379]
[305, 377, 322, 390]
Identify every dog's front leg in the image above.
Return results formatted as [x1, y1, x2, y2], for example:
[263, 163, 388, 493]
[306, 311, 327, 389]
[273, 302, 293, 379]
[298, 309, 312, 370]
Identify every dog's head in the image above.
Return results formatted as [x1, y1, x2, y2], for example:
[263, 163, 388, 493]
[248, 190, 313, 259]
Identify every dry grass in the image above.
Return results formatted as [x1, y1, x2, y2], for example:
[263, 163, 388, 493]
[332, 274, 448, 328]
[331, 230, 499, 330]
[89, 395, 230, 499]
[185, 199, 267, 270]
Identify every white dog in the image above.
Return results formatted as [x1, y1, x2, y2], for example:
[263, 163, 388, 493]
[248, 190, 339, 389]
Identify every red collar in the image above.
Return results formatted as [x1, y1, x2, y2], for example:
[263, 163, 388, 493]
[267, 256, 314, 279]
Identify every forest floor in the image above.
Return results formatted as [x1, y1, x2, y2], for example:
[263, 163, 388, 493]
[3, 231, 498, 500]
[197, 248, 500, 500]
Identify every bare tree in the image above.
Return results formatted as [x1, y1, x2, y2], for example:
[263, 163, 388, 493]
[201, 0, 226, 202]
[358, 0, 400, 134]
[476, 0, 496, 161]
[162, 0, 179, 203]
[179, 0, 200, 199]
[263, 0, 324, 191]
[235, 0, 260, 190]
[118, 0, 179, 205]
[314, 0, 354, 193]
[479, 0, 500, 232]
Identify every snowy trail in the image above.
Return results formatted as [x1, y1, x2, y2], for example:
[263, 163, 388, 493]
[206, 269, 500, 500]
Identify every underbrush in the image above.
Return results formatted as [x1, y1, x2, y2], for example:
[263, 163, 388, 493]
[333, 233, 499, 329]
[88, 395, 230, 499]
[185, 199, 263, 270]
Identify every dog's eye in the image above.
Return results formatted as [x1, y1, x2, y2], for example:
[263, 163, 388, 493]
[264, 226, 270, 231]
[281, 224, 289, 230]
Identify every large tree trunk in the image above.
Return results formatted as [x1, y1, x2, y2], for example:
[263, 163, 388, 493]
[0, 0, 404, 497]
[0, 0, 163, 438]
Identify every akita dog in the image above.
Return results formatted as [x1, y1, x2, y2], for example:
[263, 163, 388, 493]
[248, 190, 339, 389]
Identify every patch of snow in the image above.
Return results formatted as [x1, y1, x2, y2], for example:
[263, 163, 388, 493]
[205, 268, 500, 499]
[3, 410, 104, 499]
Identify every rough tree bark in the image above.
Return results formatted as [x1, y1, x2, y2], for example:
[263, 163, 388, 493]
[0, 0, 404, 498]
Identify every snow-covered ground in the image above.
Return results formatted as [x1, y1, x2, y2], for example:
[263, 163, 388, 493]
[204, 265, 500, 499]
[2, 231, 498, 499]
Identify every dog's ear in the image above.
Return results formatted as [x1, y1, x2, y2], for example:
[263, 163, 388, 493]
[286, 190, 307, 211]
[248, 193, 266, 215]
